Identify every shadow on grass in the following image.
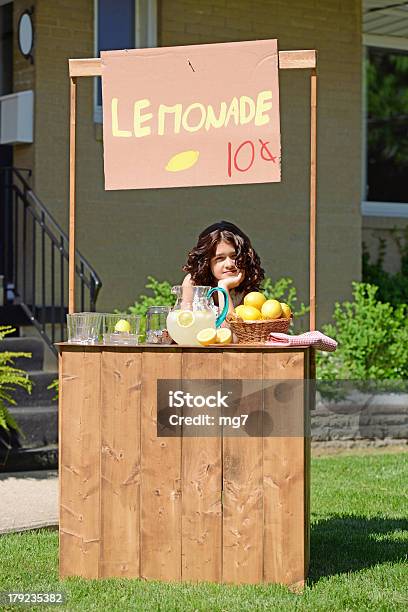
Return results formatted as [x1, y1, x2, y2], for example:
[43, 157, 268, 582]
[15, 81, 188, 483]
[308, 515, 408, 583]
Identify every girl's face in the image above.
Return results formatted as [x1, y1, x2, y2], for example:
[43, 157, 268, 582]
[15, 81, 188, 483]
[210, 240, 240, 281]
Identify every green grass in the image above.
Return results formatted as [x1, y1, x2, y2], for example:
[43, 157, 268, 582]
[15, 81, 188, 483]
[0, 452, 407, 611]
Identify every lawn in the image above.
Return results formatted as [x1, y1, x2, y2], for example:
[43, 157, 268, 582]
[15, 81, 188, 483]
[0, 451, 407, 611]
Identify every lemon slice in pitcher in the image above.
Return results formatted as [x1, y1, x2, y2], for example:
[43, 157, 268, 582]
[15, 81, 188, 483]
[197, 328, 217, 346]
[177, 310, 195, 327]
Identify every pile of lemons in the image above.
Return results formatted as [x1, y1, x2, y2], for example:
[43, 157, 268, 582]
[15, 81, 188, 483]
[196, 292, 291, 346]
[235, 292, 291, 322]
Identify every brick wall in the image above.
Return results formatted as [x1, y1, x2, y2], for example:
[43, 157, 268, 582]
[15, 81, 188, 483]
[15, 0, 362, 322]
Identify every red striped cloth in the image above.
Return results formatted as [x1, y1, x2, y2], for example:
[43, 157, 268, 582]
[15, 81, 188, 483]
[265, 330, 337, 352]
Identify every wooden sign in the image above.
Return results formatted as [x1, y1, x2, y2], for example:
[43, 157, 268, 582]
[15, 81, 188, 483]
[101, 39, 281, 190]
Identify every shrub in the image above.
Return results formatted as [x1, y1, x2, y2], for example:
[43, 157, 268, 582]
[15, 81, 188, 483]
[0, 326, 32, 448]
[316, 282, 408, 380]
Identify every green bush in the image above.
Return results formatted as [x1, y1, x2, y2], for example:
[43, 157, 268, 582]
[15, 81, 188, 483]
[125, 275, 310, 340]
[0, 326, 32, 447]
[316, 282, 408, 380]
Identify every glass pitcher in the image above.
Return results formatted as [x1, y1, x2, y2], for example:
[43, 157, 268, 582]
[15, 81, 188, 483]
[166, 285, 229, 346]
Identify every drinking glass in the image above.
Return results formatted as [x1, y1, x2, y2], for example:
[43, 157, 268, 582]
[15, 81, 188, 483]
[146, 306, 172, 344]
[102, 314, 141, 345]
[66, 312, 102, 344]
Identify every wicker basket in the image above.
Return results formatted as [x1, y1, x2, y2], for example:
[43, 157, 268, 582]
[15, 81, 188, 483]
[226, 314, 291, 344]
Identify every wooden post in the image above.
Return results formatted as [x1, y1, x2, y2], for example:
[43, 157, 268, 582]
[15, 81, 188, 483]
[309, 68, 317, 331]
[69, 76, 77, 314]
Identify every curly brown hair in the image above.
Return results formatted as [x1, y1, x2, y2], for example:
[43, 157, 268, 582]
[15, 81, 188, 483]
[182, 222, 264, 294]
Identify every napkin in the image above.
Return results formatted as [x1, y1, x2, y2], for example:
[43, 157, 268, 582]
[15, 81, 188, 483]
[265, 330, 337, 352]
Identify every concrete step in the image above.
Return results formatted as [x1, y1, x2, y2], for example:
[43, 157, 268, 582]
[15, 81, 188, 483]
[7, 371, 58, 407]
[0, 445, 58, 472]
[9, 405, 58, 448]
[0, 337, 44, 371]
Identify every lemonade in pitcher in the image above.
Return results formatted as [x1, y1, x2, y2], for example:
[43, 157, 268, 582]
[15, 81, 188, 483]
[166, 285, 229, 346]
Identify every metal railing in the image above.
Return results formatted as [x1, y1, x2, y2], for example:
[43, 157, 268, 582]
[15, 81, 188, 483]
[0, 167, 102, 354]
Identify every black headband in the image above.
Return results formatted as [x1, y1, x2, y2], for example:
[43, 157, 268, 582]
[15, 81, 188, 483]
[198, 220, 249, 241]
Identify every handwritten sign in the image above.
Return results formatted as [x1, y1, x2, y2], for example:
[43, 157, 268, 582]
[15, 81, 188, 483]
[101, 40, 281, 190]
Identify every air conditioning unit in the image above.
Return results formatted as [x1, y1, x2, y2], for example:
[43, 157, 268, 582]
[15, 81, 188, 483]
[0, 90, 34, 144]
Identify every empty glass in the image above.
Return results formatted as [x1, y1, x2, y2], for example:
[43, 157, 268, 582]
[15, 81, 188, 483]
[102, 314, 141, 345]
[146, 306, 172, 344]
[66, 312, 102, 344]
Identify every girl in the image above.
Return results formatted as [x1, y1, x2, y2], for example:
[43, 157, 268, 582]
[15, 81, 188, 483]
[182, 220, 265, 315]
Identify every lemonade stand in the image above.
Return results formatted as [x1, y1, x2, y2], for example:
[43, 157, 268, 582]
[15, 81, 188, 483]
[58, 41, 317, 587]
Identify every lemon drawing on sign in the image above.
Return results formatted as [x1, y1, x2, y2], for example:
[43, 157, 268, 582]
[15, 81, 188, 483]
[176, 310, 195, 327]
[165, 150, 200, 172]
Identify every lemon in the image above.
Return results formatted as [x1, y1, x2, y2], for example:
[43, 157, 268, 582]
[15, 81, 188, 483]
[197, 328, 217, 346]
[261, 300, 282, 320]
[280, 302, 292, 319]
[234, 305, 247, 319]
[244, 292, 266, 311]
[165, 150, 200, 172]
[240, 305, 262, 321]
[177, 310, 195, 327]
[216, 328, 232, 344]
[114, 319, 131, 332]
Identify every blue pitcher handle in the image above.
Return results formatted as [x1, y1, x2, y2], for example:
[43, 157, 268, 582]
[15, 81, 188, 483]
[207, 287, 229, 328]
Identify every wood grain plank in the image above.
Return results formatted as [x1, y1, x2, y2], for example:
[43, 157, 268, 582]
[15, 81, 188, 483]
[68, 50, 316, 78]
[59, 348, 101, 578]
[140, 350, 182, 580]
[99, 349, 142, 577]
[68, 76, 77, 314]
[262, 350, 307, 587]
[304, 348, 314, 577]
[181, 350, 222, 582]
[309, 69, 317, 330]
[222, 351, 263, 583]
[69, 58, 102, 77]
[279, 50, 316, 69]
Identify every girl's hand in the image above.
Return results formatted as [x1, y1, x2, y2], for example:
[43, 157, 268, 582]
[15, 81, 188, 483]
[218, 270, 244, 290]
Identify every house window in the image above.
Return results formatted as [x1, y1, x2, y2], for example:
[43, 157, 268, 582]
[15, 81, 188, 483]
[363, 45, 408, 211]
[94, 0, 157, 122]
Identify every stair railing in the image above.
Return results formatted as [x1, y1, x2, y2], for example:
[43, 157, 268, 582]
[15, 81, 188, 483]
[0, 167, 102, 354]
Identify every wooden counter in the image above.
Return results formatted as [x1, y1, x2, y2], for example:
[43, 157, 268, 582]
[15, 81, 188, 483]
[58, 343, 314, 587]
